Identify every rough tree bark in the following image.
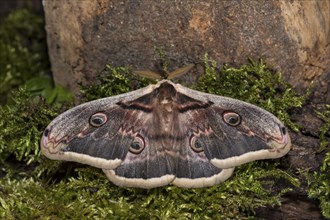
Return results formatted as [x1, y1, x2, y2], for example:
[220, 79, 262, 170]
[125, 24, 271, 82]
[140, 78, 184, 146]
[43, 1, 330, 219]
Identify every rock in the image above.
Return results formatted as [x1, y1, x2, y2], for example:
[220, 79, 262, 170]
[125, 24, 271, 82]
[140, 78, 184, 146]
[256, 195, 324, 220]
[43, 0, 330, 103]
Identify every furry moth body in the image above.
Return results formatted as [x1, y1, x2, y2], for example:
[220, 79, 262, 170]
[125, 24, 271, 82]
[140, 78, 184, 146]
[41, 80, 291, 188]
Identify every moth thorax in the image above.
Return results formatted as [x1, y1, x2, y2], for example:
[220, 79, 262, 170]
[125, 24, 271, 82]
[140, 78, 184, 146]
[160, 98, 174, 113]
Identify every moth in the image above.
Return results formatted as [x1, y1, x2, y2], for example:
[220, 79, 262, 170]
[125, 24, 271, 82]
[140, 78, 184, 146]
[41, 75, 291, 188]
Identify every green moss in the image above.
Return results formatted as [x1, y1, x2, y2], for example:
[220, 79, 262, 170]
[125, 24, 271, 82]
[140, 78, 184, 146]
[0, 8, 73, 178]
[308, 105, 330, 219]
[0, 9, 50, 104]
[0, 9, 303, 218]
[80, 65, 156, 101]
[316, 105, 330, 151]
[308, 152, 330, 219]
[1, 54, 302, 219]
[0, 87, 64, 166]
[194, 54, 306, 132]
[0, 163, 298, 219]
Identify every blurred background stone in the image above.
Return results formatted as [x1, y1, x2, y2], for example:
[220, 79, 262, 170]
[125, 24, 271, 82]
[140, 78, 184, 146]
[43, 0, 329, 103]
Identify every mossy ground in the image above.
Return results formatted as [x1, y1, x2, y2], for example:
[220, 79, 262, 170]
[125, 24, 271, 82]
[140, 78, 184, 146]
[0, 8, 49, 104]
[0, 8, 329, 220]
[308, 105, 330, 218]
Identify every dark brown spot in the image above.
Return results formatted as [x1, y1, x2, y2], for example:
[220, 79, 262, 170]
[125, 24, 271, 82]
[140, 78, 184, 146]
[189, 135, 204, 153]
[129, 135, 145, 154]
[44, 128, 50, 137]
[89, 112, 108, 127]
[222, 111, 241, 126]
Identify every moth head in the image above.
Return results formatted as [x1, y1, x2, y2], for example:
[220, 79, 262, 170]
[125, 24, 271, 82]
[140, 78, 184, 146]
[153, 81, 177, 103]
